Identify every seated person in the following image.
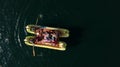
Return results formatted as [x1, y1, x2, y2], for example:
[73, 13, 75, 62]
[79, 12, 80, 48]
[42, 31, 58, 43]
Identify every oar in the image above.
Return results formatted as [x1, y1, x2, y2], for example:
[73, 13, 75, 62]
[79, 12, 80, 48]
[32, 14, 43, 56]
[32, 44, 35, 56]
[35, 17, 39, 25]
[30, 41, 35, 56]
[35, 14, 43, 25]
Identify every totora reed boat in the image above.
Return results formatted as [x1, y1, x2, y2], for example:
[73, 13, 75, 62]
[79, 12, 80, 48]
[24, 25, 69, 51]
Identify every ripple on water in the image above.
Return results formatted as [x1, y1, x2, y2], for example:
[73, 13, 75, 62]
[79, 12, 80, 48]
[4, 38, 9, 45]
[0, 46, 3, 53]
[0, 65, 2, 67]
[0, 33, 1, 39]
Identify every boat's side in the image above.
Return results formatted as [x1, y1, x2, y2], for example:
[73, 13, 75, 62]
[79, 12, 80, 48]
[26, 25, 36, 34]
[24, 36, 67, 51]
[26, 25, 69, 37]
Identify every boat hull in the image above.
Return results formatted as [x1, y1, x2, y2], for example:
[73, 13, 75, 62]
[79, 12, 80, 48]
[26, 25, 69, 37]
[24, 36, 67, 51]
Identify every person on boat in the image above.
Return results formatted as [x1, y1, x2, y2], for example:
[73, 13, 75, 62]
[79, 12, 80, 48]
[43, 31, 58, 45]
[51, 33, 57, 42]
[34, 29, 44, 44]
[42, 32, 51, 42]
[51, 31, 59, 46]
[35, 29, 58, 46]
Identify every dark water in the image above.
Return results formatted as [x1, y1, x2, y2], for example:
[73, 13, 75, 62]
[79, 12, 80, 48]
[0, 0, 114, 67]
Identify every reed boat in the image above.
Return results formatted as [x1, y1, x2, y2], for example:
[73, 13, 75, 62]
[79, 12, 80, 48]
[26, 25, 69, 37]
[24, 36, 67, 51]
[24, 24, 69, 51]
